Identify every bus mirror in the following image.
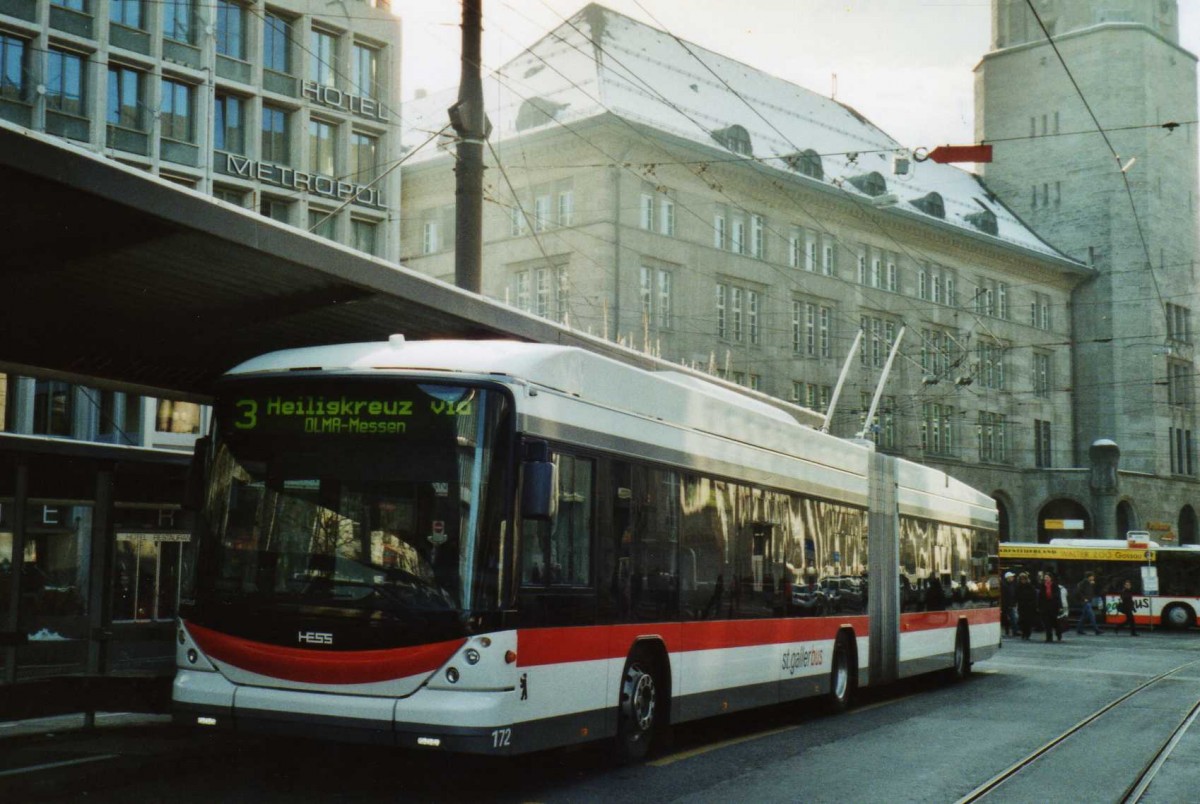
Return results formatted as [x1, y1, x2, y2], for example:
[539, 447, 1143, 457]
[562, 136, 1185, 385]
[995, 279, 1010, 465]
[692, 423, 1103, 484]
[183, 436, 210, 511]
[521, 441, 557, 521]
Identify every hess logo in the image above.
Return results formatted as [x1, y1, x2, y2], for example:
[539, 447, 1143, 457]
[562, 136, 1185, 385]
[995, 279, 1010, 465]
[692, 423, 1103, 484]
[298, 631, 334, 645]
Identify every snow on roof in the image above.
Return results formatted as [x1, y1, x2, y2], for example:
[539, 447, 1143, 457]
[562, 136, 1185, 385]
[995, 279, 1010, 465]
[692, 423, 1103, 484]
[404, 3, 1077, 262]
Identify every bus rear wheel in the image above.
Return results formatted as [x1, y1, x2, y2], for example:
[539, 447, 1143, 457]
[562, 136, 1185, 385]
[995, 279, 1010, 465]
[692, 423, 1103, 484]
[1162, 603, 1196, 631]
[826, 634, 854, 714]
[615, 650, 661, 762]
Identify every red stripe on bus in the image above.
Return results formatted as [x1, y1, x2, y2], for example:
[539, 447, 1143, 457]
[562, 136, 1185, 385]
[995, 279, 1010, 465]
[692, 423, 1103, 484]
[517, 618, 867, 667]
[901, 608, 999, 632]
[185, 621, 465, 685]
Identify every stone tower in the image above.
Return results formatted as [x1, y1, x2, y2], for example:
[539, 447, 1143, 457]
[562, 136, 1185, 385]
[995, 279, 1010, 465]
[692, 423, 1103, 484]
[976, 0, 1199, 479]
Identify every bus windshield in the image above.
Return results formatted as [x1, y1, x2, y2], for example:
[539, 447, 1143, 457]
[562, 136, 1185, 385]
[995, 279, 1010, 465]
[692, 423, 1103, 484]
[195, 378, 513, 630]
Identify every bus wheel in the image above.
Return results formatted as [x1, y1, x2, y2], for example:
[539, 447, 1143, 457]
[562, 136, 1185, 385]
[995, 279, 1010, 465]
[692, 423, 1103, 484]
[826, 634, 854, 714]
[615, 650, 661, 762]
[1162, 604, 1196, 631]
[949, 624, 971, 681]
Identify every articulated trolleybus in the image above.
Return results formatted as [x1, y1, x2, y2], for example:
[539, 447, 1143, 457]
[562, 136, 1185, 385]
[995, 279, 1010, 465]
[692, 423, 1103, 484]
[174, 337, 999, 758]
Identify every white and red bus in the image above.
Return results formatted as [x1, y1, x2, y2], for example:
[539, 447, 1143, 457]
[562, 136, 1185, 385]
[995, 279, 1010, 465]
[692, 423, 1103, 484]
[999, 539, 1200, 630]
[173, 337, 1000, 758]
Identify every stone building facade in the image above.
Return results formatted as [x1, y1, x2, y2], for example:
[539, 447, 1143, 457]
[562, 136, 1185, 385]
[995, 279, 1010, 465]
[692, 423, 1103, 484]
[977, 0, 1200, 542]
[401, 4, 1095, 542]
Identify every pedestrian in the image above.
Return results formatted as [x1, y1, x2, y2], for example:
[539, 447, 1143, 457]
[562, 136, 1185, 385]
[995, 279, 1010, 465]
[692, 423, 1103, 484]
[1001, 572, 1018, 636]
[1037, 571, 1065, 642]
[1116, 579, 1139, 636]
[1016, 572, 1037, 640]
[1074, 572, 1103, 635]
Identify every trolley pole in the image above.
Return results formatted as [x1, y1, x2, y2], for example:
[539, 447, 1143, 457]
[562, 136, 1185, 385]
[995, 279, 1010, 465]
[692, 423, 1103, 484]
[449, 0, 491, 294]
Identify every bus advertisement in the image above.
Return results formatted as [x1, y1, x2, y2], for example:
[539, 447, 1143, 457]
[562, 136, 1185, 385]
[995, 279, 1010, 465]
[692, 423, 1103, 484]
[998, 539, 1200, 630]
[172, 337, 1000, 758]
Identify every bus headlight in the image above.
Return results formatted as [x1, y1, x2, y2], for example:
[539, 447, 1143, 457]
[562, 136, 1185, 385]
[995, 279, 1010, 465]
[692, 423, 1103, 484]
[464, 649, 481, 665]
[445, 667, 460, 683]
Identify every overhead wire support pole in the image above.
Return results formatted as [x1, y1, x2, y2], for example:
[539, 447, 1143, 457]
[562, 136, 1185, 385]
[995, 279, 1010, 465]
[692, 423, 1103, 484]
[450, 0, 491, 294]
[858, 326, 906, 441]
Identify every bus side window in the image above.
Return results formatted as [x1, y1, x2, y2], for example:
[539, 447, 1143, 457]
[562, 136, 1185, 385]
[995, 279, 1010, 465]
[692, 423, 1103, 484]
[520, 453, 594, 587]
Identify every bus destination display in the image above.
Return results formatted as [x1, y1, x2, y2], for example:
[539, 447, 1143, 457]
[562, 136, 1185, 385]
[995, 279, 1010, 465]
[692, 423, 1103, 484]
[224, 390, 473, 436]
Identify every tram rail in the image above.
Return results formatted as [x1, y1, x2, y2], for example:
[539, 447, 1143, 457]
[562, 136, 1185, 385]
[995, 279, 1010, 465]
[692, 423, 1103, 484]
[957, 658, 1200, 803]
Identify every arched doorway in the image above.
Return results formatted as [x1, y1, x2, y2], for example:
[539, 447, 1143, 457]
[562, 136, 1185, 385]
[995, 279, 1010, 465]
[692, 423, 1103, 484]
[1116, 500, 1136, 539]
[1180, 506, 1198, 546]
[994, 495, 1011, 542]
[1036, 499, 1091, 543]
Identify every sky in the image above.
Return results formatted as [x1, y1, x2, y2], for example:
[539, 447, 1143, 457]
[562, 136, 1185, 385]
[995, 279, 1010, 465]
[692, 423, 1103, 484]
[393, 0, 1200, 157]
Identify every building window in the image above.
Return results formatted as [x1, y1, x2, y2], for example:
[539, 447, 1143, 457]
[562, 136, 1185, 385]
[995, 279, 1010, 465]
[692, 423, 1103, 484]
[922, 403, 956, 456]
[534, 195, 550, 232]
[716, 283, 727, 339]
[750, 214, 765, 259]
[33, 380, 73, 436]
[51, 0, 87, 9]
[352, 219, 377, 255]
[1030, 293, 1052, 330]
[860, 316, 895, 368]
[422, 220, 439, 254]
[731, 219, 745, 254]
[1033, 353, 1050, 397]
[263, 12, 292, 74]
[1170, 427, 1195, 476]
[857, 253, 867, 285]
[978, 412, 1008, 462]
[657, 269, 672, 329]
[747, 290, 759, 345]
[109, 0, 142, 28]
[788, 231, 802, 269]
[1168, 360, 1193, 407]
[351, 131, 378, 184]
[1, 35, 29, 102]
[1034, 419, 1052, 468]
[213, 93, 244, 153]
[713, 211, 726, 249]
[261, 104, 290, 163]
[163, 0, 193, 43]
[1167, 303, 1192, 344]
[859, 393, 895, 449]
[213, 187, 247, 206]
[660, 196, 676, 236]
[309, 119, 335, 175]
[160, 78, 194, 142]
[558, 191, 574, 227]
[731, 287, 743, 341]
[352, 42, 379, 98]
[822, 242, 834, 275]
[107, 65, 145, 130]
[260, 197, 290, 223]
[976, 340, 1007, 390]
[46, 49, 86, 117]
[886, 260, 898, 292]
[805, 233, 817, 272]
[310, 28, 337, 88]
[639, 192, 654, 230]
[155, 399, 201, 434]
[308, 209, 335, 240]
[510, 204, 526, 237]
[215, 0, 245, 60]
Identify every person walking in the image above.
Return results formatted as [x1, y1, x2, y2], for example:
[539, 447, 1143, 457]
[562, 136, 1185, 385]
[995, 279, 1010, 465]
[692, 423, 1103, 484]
[1037, 572, 1065, 642]
[1116, 579, 1139, 636]
[1001, 572, 1018, 636]
[1015, 573, 1037, 640]
[1075, 572, 1103, 635]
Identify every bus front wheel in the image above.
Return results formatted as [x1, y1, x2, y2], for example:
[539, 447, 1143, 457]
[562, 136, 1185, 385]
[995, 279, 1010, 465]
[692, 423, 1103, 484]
[615, 650, 662, 762]
[948, 624, 971, 681]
